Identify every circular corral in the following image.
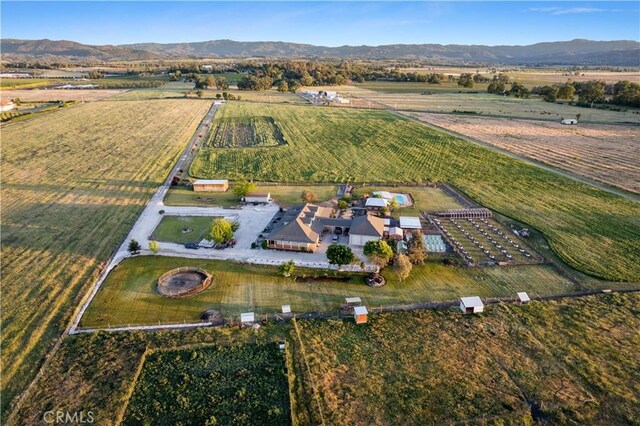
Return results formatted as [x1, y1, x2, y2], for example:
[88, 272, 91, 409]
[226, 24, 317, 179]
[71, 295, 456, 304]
[157, 267, 212, 298]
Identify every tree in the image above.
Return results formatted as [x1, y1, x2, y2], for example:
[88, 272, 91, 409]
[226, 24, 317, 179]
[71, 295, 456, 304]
[487, 81, 505, 94]
[196, 90, 204, 98]
[389, 198, 399, 211]
[338, 200, 349, 210]
[209, 218, 234, 244]
[149, 240, 159, 254]
[407, 230, 427, 264]
[458, 73, 474, 88]
[380, 206, 390, 216]
[215, 76, 229, 90]
[577, 80, 605, 106]
[326, 244, 354, 267]
[363, 240, 394, 267]
[557, 83, 575, 100]
[128, 239, 141, 255]
[300, 190, 318, 204]
[539, 85, 558, 103]
[277, 80, 289, 92]
[88, 70, 103, 79]
[392, 253, 412, 282]
[279, 260, 295, 277]
[233, 180, 256, 199]
[510, 82, 530, 98]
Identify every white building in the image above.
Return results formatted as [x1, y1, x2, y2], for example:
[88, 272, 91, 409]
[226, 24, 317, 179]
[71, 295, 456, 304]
[399, 216, 421, 230]
[240, 312, 255, 324]
[244, 192, 271, 203]
[561, 118, 578, 125]
[517, 292, 531, 303]
[0, 100, 15, 112]
[365, 197, 388, 209]
[460, 296, 484, 314]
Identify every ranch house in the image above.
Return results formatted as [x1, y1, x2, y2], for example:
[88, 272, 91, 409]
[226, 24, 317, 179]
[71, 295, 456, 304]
[266, 204, 333, 252]
[192, 179, 229, 192]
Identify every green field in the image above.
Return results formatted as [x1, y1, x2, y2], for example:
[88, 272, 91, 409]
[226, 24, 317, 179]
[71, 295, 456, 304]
[204, 113, 285, 147]
[81, 256, 575, 327]
[150, 216, 218, 244]
[290, 293, 640, 425]
[189, 102, 640, 282]
[0, 78, 57, 89]
[123, 344, 290, 425]
[0, 99, 212, 420]
[164, 184, 338, 207]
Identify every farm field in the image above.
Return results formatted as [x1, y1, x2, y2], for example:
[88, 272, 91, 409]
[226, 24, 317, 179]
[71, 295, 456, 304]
[408, 113, 640, 193]
[164, 184, 338, 207]
[351, 185, 464, 216]
[0, 78, 59, 89]
[10, 324, 289, 425]
[327, 84, 640, 123]
[123, 344, 291, 425]
[0, 99, 211, 420]
[189, 102, 640, 282]
[290, 293, 640, 425]
[150, 216, 219, 244]
[0, 88, 125, 102]
[80, 256, 575, 328]
[108, 81, 195, 100]
[205, 111, 286, 147]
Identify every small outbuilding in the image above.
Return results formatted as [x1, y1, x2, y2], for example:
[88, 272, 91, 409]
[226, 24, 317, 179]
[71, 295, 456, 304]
[388, 226, 404, 240]
[517, 292, 531, 303]
[240, 312, 255, 324]
[193, 179, 229, 192]
[244, 192, 271, 203]
[354, 306, 368, 324]
[365, 197, 388, 210]
[281, 305, 292, 314]
[399, 216, 422, 230]
[345, 297, 362, 306]
[561, 118, 578, 125]
[460, 296, 484, 314]
[0, 100, 15, 112]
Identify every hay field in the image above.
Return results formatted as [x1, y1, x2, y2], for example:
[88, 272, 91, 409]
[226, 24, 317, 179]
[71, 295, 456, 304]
[0, 99, 211, 419]
[290, 293, 640, 425]
[190, 102, 640, 281]
[0, 88, 125, 102]
[408, 113, 640, 194]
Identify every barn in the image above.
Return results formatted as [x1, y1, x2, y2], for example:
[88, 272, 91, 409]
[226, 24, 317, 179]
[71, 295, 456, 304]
[192, 179, 229, 192]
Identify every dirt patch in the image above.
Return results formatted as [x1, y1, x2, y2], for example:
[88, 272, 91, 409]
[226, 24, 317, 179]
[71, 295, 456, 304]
[157, 267, 212, 297]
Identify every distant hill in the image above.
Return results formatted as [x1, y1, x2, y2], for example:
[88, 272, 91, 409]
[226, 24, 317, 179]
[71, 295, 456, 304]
[2, 38, 639, 66]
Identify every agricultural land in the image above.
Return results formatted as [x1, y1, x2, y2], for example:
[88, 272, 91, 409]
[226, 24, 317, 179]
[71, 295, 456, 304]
[0, 98, 212, 418]
[407, 113, 640, 194]
[189, 102, 640, 282]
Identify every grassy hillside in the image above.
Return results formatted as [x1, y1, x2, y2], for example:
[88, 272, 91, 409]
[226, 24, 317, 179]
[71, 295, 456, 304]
[290, 293, 640, 425]
[190, 102, 640, 282]
[0, 99, 211, 420]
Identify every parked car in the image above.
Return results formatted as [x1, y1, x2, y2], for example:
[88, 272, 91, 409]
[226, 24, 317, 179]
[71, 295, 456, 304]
[184, 243, 200, 250]
[332, 234, 339, 242]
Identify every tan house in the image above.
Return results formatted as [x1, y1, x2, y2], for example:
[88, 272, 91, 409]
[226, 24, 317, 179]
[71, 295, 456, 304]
[192, 179, 229, 192]
[266, 204, 332, 252]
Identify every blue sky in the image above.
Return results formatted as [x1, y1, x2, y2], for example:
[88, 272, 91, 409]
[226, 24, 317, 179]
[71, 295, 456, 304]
[2, 1, 638, 46]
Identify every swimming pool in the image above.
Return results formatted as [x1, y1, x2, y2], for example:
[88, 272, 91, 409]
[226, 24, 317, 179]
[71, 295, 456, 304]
[393, 194, 409, 205]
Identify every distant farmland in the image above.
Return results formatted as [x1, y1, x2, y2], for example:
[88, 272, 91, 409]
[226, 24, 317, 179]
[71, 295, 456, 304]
[190, 102, 640, 282]
[0, 99, 211, 419]
[408, 113, 640, 194]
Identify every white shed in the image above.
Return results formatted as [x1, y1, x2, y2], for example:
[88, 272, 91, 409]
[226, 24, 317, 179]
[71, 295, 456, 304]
[354, 306, 368, 324]
[460, 296, 484, 314]
[517, 292, 531, 303]
[244, 192, 271, 203]
[240, 312, 255, 324]
[561, 118, 578, 125]
[281, 305, 292, 314]
[365, 198, 388, 208]
[345, 297, 362, 306]
[399, 216, 421, 229]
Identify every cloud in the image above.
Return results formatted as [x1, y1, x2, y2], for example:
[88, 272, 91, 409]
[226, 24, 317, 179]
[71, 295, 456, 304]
[529, 6, 606, 15]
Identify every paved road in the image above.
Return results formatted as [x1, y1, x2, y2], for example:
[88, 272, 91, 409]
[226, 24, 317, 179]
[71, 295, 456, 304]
[390, 110, 640, 202]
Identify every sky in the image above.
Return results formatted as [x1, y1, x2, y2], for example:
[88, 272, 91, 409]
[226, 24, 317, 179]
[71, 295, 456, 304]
[2, 1, 639, 46]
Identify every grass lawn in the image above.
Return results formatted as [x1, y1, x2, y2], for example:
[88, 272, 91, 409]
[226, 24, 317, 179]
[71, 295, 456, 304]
[164, 184, 338, 207]
[150, 216, 218, 244]
[352, 185, 463, 216]
[80, 255, 576, 328]
[189, 102, 640, 282]
[0, 99, 212, 420]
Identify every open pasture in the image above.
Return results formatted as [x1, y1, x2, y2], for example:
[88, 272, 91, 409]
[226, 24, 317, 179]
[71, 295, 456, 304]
[0, 99, 211, 419]
[80, 256, 574, 328]
[291, 293, 640, 425]
[190, 102, 640, 281]
[0, 88, 125, 102]
[123, 344, 291, 425]
[408, 113, 640, 194]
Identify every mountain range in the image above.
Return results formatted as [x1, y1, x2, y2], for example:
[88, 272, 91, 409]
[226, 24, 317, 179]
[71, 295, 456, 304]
[2, 38, 639, 66]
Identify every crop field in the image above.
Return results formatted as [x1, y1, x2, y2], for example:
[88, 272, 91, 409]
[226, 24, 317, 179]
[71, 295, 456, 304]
[123, 344, 291, 425]
[351, 185, 464, 216]
[0, 88, 126, 102]
[407, 113, 640, 194]
[150, 216, 219, 244]
[0, 99, 211, 420]
[80, 256, 574, 328]
[164, 184, 337, 207]
[325, 85, 640, 123]
[0, 78, 58, 89]
[205, 116, 286, 148]
[10, 324, 289, 425]
[109, 82, 195, 100]
[290, 293, 640, 425]
[189, 102, 640, 281]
